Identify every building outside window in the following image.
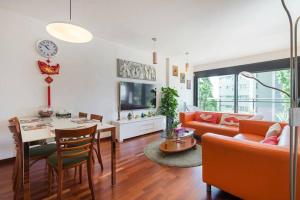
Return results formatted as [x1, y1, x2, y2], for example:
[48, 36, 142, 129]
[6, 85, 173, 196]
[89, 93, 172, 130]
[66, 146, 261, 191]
[198, 75, 235, 113]
[237, 70, 290, 121]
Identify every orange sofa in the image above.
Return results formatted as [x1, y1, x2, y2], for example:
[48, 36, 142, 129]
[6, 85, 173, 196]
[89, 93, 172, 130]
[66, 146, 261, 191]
[202, 120, 300, 200]
[179, 111, 253, 137]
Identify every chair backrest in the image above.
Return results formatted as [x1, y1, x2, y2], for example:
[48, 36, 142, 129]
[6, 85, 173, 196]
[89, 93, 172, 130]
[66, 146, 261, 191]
[54, 125, 97, 168]
[79, 112, 88, 118]
[90, 114, 103, 122]
[8, 117, 22, 146]
[9, 117, 20, 129]
[8, 117, 23, 161]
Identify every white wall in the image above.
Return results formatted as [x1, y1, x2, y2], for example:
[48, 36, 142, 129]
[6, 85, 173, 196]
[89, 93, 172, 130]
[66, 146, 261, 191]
[193, 49, 292, 72]
[0, 9, 166, 159]
[167, 55, 194, 113]
[166, 49, 294, 114]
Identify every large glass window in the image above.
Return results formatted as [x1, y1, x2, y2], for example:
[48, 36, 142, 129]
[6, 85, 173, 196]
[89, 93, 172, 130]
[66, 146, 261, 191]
[196, 68, 290, 122]
[198, 75, 235, 112]
[237, 69, 290, 121]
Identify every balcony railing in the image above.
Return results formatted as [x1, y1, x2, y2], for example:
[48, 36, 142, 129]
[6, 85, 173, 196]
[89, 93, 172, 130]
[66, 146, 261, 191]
[198, 98, 290, 120]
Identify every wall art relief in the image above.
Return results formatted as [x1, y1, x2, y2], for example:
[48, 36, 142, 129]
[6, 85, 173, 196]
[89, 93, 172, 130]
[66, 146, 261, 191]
[117, 58, 156, 81]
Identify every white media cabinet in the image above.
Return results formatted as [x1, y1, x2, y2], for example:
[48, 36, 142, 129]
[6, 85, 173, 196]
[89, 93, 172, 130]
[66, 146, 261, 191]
[112, 115, 166, 142]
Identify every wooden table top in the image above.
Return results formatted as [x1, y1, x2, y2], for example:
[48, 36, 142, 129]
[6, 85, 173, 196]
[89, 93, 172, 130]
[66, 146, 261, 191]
[19, 117, 115, 143]
[159, 137, 197, 153]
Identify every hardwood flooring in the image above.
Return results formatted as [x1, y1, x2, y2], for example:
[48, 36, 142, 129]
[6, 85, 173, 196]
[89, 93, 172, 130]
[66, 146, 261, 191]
[0, 132, 240, 200]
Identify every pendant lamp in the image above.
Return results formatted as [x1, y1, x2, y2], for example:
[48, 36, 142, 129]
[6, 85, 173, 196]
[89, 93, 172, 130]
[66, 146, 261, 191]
[46, 0, 93, 43]
[152, 38, 157, 64]
[185, 52, 189, 72]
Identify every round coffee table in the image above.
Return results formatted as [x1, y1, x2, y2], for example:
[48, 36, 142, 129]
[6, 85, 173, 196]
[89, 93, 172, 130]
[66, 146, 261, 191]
[159, 128, 197, 153]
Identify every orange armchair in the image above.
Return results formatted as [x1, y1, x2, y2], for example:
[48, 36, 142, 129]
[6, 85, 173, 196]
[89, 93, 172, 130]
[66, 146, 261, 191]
[202, 120, 299, 200]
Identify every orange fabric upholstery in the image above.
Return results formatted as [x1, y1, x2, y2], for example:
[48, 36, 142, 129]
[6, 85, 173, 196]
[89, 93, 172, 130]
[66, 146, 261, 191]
[179, 112, 195, 123]
[202, 119, 298, 200]
[239, 119, 287, 137]
[234, 133, 264, 142]
[180, 112, 253, 137]
[184, 121, 239, 137]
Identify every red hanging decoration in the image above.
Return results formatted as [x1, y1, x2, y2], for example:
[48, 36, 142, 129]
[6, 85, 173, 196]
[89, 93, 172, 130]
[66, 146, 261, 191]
[45, 76, 53, 84]
[37, 59, 60, 108]
[38, 60, 60, 75]
[47, 85, 51, 107]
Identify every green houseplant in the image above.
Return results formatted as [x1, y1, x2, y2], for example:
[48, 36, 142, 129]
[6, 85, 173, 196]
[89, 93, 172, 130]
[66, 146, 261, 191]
[159, 87, 179, 132]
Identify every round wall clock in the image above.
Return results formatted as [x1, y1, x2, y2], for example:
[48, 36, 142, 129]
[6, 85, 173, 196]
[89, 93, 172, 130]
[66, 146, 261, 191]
[36, 40, 58, 58]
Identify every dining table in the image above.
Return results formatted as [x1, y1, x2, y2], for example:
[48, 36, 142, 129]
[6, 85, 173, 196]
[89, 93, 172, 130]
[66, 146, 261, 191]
[19, 116, 117, 200]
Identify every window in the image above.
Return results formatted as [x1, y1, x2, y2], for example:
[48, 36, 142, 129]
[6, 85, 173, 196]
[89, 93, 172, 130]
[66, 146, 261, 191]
[198, 75, 235, 112]
[237, 70, 290, 121]
[194, 58, 292, 122]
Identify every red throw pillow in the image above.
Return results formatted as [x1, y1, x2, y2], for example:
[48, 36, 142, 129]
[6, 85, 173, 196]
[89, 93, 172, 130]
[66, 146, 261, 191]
[195, 112, 218, 124]
[261, 136, 279, 145]
[220, 114, 251, 127]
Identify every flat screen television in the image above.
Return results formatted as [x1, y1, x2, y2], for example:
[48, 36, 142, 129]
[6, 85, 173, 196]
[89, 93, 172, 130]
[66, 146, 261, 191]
[120, 82, 156, 110]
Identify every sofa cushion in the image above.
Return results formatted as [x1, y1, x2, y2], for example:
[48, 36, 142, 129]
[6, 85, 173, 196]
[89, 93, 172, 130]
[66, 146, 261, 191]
[265, 123, 282, 138]
[195, 112, 218, 124]
[220, 114, 251, 126]
[278, 125, 290, 147]
[260, 136, 279, 145]
[234, 133, 264, 142]
[239, 120, 288, 137]
[184, 121, 239, 137]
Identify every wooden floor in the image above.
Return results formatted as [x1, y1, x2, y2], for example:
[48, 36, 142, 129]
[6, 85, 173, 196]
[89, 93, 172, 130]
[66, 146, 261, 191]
[0, 132, 240, 200]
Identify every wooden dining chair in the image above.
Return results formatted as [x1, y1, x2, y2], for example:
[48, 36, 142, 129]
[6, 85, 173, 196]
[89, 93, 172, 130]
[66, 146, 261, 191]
[8, 117, 57, 200]
[79, 112, 88, 118]
[47, 125, 97, 200]
[73, 114, 103, 181]
[90, 114, 103, 122]
[8, 118, 20, 180]
[8, 119, 23, 200]
[90, 114, 104, 170]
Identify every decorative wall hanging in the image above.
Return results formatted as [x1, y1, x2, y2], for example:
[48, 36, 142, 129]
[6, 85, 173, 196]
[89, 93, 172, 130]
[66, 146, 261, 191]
[187, 80, 191, 89]
[180, 73, 185, 83]
[172, 65, 178, 76]
[152, 38, 158, 64]
[38, 59, 60, 108]
[117, 58, 156, 81]
[36, 39, 60, 108]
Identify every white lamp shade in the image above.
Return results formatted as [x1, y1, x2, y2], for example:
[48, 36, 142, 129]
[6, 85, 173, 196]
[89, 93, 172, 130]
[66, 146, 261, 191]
[46, 22, 93, 43]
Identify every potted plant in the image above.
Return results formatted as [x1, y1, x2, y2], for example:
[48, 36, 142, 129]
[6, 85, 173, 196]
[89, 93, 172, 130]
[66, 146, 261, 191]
[159, 87, 179, 133]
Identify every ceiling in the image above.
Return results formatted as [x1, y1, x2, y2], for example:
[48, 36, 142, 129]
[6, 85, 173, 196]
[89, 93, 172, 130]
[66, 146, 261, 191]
[1, 0, 300, 66]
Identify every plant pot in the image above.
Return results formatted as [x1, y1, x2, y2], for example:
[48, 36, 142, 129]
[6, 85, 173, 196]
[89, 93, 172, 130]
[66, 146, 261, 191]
[166, 117, 174, 133]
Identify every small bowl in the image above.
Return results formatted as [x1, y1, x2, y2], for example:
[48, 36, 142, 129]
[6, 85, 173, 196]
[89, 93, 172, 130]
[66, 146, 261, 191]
[38, 110, 53, 118]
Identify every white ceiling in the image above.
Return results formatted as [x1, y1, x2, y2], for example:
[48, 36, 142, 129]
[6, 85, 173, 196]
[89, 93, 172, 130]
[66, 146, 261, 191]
[1, 0, 300, 66]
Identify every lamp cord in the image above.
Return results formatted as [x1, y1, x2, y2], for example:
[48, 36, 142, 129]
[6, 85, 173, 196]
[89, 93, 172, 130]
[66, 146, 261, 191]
[253, 76, 290, 97]
[69, 0, 72, 21]
[152, 38, 157, 51]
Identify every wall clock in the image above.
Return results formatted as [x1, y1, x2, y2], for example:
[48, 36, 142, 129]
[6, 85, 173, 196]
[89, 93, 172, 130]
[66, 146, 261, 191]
[36, 40, 58, 58]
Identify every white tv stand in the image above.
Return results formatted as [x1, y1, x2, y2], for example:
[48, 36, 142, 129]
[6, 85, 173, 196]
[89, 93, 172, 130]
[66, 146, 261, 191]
[112, 115, 166, 142]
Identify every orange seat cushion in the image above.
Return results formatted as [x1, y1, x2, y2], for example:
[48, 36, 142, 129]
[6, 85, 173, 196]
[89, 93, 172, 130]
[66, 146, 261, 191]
[184, 121, 239, 137]
[233, 133, 264, 142]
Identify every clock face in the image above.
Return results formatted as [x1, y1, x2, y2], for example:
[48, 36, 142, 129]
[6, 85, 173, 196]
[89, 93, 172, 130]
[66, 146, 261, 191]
[36, 40, 58, 58]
